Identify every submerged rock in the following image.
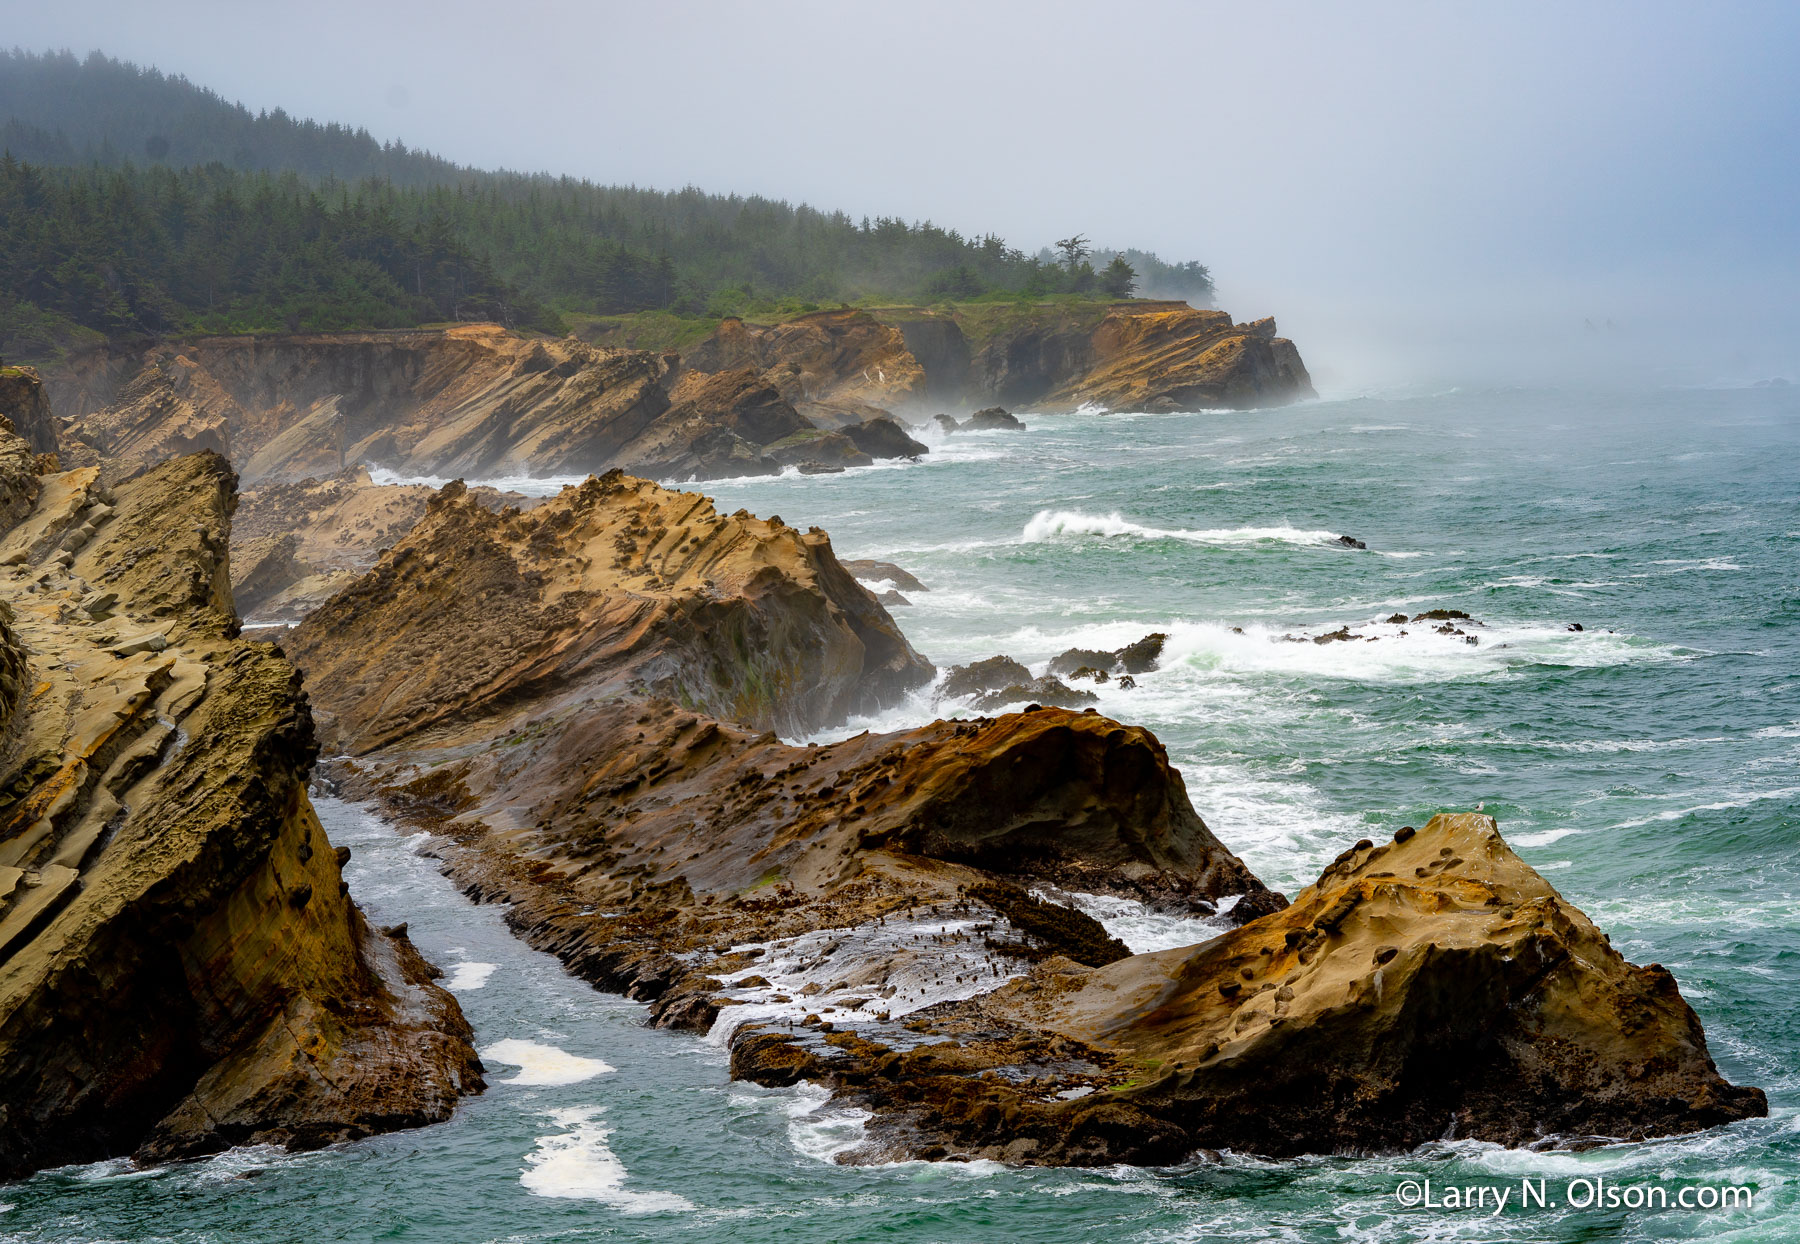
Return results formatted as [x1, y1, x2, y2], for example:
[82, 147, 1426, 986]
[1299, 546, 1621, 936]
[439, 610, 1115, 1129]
[0, 443, 480, 1179]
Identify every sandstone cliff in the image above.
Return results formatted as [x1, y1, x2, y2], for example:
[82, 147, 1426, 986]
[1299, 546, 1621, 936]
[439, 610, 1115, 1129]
[288, 471, 934, 745]
[681, 301, 1314, 415]
[49, 327, 674, 485]
[48, 326, 938, 489]
[0, 441, 482, 1178]
[0, 366, 60, 459]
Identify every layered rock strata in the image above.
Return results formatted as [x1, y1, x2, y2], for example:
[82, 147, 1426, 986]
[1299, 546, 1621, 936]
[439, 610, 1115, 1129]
[288, 471, 934, 743]
[229, 467, 537, 622]
[282, 477, 1756, 1166]
[0, 441, 482, 1178]
[750, 814, 1764, 1164]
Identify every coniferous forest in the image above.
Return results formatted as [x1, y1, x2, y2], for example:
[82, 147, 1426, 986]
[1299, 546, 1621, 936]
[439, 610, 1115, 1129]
[0, 50, 1216, 359]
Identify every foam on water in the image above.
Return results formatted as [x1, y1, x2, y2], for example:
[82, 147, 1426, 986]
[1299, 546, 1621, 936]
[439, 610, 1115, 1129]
[1038, 888, 1230, 955]
[521, 1106, 695, 1212]
[443, 961, 498, 991]
[780, 1083, 875, 1165]
[480, 1038, 615, 1086]
[1021, 509, 1349, 548]
[366, 465, 592, 496]
[709, 907, 1032, 1043]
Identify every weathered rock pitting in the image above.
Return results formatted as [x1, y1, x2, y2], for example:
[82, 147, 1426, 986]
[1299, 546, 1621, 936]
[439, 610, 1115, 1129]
[288, 471, 934, 745]
[0, 442, 482, 1179]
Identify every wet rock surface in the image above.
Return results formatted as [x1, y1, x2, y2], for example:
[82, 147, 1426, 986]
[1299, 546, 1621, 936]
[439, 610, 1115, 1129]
[0, 440, 481, 1179]
[722, 815, 1765, 1165]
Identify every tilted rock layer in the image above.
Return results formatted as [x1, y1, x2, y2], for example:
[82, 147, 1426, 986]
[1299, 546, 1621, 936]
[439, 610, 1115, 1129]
[756, 813, 1764, 1164]
[43, 300, 1310, 496]
[682, 302, 1314, 415]
[0, 443, 481, 1179]
[229, 467, 538, 621]
[288, 471, 933, 745]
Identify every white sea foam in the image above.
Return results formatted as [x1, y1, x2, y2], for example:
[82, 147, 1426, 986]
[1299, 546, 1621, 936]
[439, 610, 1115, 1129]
[443, 961, 498, 991]
[366, 466, 591, 497]
[521, 1106, 694, 1212]
[708, 908, 1032, 1043]
[1021, 509, 1348, 549]
[1606, 787, 1800, 830]
[781, 1082, 873, 1165]
[1510, 827, 1582, 848]
[1040, 889, 1228, 955]
[480, 1038, 615, 1086]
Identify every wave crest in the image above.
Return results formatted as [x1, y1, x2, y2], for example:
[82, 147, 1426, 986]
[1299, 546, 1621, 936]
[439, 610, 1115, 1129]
[1021, 509, 1345, 548]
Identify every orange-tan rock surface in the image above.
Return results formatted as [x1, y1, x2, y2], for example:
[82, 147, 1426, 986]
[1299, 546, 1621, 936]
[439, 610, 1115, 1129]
[0, 441, 482, 1179]
[682, 309, 926, 419]
[680, 302, 1314, 416]
[288, 470, 934, 745]
[229, 467, 539, 621]
[49, 327, 674, 485]
[1040, 307, 1314, 411]
[711, 815, 1765, 1165]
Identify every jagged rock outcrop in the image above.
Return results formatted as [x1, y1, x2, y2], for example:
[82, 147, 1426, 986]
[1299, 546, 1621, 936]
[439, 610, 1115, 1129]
[285, 472, 1757, 1167]
[725, 814, 1764, 1165]
[0, 366, 60, 458]
[288, 471, 935, 745]
[0, 441, 482, 1179]
[229, 467, 539, 622]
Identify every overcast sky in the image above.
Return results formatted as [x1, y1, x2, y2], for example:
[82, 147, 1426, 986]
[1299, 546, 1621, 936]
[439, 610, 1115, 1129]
[6, 1, 1797, 389]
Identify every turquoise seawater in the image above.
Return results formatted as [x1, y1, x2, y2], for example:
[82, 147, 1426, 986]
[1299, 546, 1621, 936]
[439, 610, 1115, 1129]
[5, 386, 1797, 1242]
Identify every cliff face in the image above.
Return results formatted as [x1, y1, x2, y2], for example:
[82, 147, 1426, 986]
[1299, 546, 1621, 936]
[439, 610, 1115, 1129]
[681, 301, 1314, 415]
[288, 471, 934, 746]
[683, 310, 926, 419]
[0, 441, 482, 1179]
[0, 366, 60, 458]
[51, 327, 674, 485]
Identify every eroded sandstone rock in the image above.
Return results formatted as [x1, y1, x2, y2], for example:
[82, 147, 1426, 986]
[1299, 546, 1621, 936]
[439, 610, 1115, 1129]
[289, 471, 934, 745]
[740, 813, 1763, 1165]
[0, 442, 481, 1179]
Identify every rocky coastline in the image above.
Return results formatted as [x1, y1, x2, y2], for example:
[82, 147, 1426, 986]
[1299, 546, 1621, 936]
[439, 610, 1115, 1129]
[0, 379, 482, 1179]
[0, 317, 1766, 1181]
[37, 299, 1313, 490]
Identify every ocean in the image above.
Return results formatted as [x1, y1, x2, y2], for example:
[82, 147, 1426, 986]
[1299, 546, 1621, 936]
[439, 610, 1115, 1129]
[5, 384, 1796, 1242]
